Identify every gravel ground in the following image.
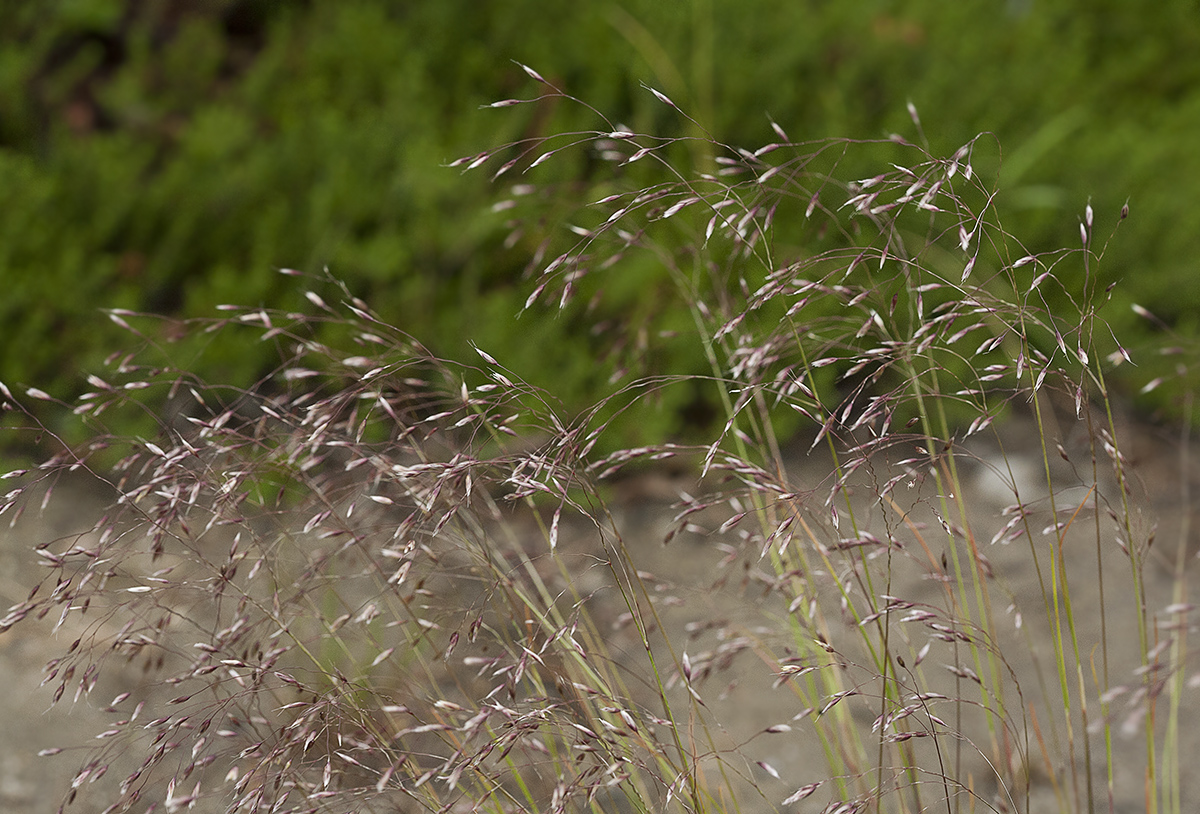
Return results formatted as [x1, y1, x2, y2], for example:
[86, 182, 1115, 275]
[3, 411, 1200, 813]
[0, 480, 124, 813]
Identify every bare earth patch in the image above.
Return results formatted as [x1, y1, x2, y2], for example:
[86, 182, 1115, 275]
[4, 408, 1198, 813]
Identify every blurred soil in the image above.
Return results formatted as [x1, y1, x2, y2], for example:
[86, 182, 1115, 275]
[4, 409, 1200, 813]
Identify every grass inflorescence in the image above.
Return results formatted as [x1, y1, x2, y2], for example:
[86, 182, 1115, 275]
[1, 71, 1195, 814]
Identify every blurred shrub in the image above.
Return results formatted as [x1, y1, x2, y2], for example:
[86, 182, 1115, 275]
[1, 0, 1199, 452]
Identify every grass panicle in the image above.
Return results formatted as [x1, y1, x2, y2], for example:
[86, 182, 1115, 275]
[1, 76, 1195, 814]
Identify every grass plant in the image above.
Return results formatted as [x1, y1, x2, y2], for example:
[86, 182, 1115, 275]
[1, 72, 1195, 814]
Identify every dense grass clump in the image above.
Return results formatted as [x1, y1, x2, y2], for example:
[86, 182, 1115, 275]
[2, 76, 1196, 814]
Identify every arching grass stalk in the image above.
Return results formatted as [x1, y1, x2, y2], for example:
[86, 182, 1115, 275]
[3, 75, 1185, 814]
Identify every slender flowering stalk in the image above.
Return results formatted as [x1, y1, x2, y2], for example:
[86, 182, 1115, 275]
[0, 77, 1192, 814]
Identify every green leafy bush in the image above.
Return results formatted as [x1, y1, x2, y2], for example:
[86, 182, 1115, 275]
[3, 0, 1200, 452]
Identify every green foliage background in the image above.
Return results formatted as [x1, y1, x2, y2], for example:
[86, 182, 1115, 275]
[2, 0, 1199, 449]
